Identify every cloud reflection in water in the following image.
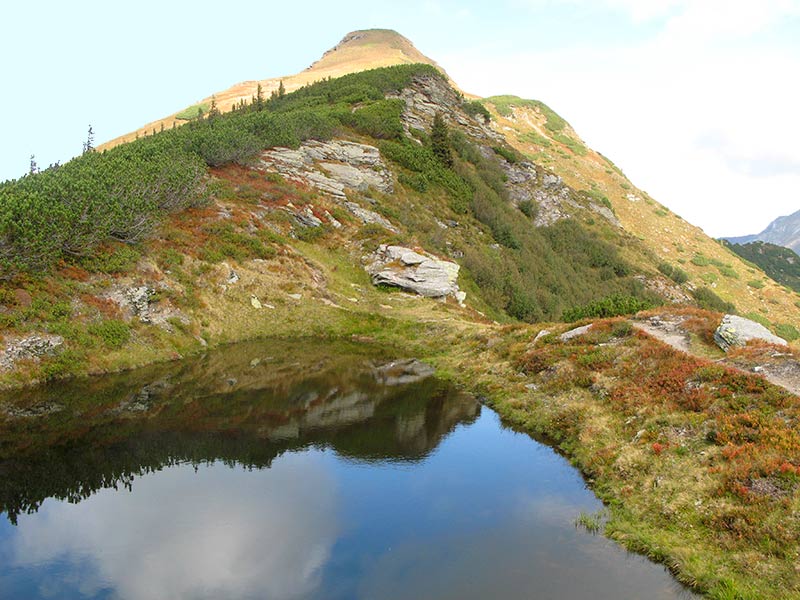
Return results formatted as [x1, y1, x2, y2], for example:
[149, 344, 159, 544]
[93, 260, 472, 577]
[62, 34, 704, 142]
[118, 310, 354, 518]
[9, 453, 339, 600]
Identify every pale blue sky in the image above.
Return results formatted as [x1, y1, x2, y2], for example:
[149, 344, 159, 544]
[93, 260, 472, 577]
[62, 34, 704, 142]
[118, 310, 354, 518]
[2, 0, 799, 235]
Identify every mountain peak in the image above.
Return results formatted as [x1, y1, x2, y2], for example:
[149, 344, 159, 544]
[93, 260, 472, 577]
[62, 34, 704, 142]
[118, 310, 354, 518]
[335, 29, 414, 49]
[305, 29, 442, 77]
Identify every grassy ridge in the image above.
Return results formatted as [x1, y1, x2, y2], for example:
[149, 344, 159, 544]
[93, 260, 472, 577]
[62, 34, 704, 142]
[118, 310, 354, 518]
[0, 64, 443, 278]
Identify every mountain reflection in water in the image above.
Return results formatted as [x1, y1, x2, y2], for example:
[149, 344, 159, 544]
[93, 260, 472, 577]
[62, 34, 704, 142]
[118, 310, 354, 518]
[0, 339, 696, 600]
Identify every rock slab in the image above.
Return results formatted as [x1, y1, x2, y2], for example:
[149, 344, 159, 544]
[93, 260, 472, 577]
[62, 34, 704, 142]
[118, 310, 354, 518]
[714, 314, 788, 351]
[367, 245, 462, 300]
[560, 324, 593, 341]
[259, 140, 393, 198]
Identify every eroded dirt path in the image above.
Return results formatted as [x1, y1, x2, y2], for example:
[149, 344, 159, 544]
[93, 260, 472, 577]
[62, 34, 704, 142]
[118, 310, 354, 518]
[632, 315, 800, 397]
[632, 316, 692, 354]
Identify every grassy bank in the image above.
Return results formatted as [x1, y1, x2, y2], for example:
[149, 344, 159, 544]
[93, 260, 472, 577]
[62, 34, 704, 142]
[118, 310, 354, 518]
[433, 315, 799, 600]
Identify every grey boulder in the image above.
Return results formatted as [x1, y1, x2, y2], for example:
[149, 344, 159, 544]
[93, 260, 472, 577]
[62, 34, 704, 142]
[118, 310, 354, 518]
[367, 245, 462, 300]
[714, 314, 788, 351]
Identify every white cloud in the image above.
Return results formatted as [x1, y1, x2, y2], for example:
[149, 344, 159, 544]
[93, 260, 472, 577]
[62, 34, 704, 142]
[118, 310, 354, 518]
[658, 0, 800, 41]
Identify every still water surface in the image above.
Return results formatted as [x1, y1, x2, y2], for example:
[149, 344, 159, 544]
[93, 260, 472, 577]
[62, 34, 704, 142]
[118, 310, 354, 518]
[0, 340, 696, 599]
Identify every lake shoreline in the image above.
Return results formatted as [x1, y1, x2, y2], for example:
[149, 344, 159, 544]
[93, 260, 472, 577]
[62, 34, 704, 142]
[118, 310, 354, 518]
[1, 306, 797, 598]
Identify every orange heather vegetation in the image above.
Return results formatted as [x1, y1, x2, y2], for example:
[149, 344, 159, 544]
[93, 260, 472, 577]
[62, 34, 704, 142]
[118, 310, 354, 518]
[504, 313, 799, 595]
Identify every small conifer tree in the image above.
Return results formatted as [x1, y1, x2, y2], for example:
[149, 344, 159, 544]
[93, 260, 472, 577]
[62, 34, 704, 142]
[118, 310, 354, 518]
[82, 124, 95, 154]
[255, 83, 265, 111]
[431, 113, 452, 168]
[208, 95, 220, 120]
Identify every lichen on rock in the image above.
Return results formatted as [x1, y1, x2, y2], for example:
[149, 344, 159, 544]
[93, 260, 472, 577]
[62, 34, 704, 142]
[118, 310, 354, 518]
[714, 314, 787, 351]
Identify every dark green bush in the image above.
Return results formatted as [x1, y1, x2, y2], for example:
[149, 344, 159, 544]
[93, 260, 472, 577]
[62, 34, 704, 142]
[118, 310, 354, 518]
[562, 294, 652, 322]
[519, 200, 538, 219]
[0, 141, 206, 275]
[492, 145, 518, 164]
[78, 244, 141, 274]
[462, 100, 491, 123]
[398, 172, 429, 193]
[0, 64, 442, 278]
[88, 319, 131, 349]
[343, 99, 405, 139]
[691, 286, 736, 313]
[658, 262, 688, 284]
[446, 133, 650, 323]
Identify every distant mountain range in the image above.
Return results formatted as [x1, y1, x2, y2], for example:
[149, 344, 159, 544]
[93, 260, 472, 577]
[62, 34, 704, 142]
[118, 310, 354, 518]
[724, 240, 800, 293]
[725, 208, 800, 253]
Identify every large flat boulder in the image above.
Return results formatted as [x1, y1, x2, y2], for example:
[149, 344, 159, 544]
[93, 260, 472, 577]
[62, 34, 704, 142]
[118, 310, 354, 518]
[714, 314, 788, 351]
[367, 245, 462, 300]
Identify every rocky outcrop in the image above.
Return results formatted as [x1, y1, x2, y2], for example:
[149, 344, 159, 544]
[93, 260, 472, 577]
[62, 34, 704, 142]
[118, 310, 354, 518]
[588, 202, 621, 227]
[367, 245, 463, 301]
[104, 285, 155, 323]
[635, 275, 691, 304]
[504, 162, 577, 227]
[259, 140, 393, 199]
[290, 207, 323, 228]
[0, 334, 64, 371]
[388, 75, 502, 141]
[714, 314, 788, 351]
[344, 201, 398, 232]
[102, 284, 189, 331]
